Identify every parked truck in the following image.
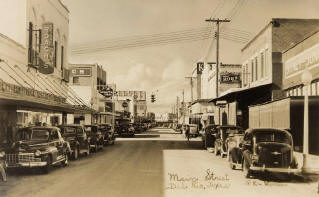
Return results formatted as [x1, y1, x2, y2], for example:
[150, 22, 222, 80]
[248, 96, 319, 155]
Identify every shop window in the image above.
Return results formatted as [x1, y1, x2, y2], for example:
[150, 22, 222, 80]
[251, 60, 254, 82]
[260, 52, 264, 78]
[265, 48, 269, 77]
[255, 57, 258, 81]
[297, 87, 301, 96]
[73, 77, 79, 84]
[61, 45, 64, 70]
[54, 41, 58, 67]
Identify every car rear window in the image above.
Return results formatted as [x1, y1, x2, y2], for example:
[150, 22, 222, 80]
[255, 130, 291, 144]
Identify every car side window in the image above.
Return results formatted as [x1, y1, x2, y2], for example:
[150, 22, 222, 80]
[51, 130, 59, 140]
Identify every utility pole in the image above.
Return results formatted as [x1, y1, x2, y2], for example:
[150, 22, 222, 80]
[205, 18, 230, 98]
[185, 76, 196, 102]
[182, 90, 185, 125]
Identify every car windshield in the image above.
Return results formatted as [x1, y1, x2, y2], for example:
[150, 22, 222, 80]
[16, 129, 49, 141]
[255, 130, 292, 144]
[59, 127, 76, 135]
[221, 127, 241, 139]
[84, 126, 97, 133]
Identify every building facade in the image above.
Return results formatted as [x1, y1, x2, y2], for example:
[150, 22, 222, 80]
[0, 0, 91, 142]
[69, 63, 108, 124]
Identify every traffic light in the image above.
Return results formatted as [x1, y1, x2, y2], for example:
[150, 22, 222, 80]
[151, 94, 156, 103]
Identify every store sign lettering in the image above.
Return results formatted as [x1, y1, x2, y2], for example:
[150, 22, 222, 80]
[40, 23, 54, 68]
[220, 73, 241, 83]
[73, 68, 92, 76]
[285, 42, 319, 78]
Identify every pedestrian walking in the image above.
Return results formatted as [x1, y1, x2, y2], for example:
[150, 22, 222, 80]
[0, 157, 6, 182]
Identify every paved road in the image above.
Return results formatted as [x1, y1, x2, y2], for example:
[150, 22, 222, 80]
[0, 128, 318, 197]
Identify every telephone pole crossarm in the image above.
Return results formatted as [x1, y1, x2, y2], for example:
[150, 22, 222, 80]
[205, 18, 231, 98]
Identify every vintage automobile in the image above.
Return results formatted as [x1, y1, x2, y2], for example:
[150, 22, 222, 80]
[228, 128, 298, 178]
[117, 123, 135, 137]
[214, 125, 243, 157]
[58, 124, 90, 160]
[188, 124, 200, 137]
[201, 124, 218, 149]
[3, 126, 70, 173]
[98, 123, 115, 145]
[84, 125, 104, 152]
[175, 124, 183, 134]
[132, 123, 144, 133]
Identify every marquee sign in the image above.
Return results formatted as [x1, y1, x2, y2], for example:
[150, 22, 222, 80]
[39, 23, 54, 74]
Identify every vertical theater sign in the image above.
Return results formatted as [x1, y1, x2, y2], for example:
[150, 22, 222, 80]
[39, 23, 54, 74]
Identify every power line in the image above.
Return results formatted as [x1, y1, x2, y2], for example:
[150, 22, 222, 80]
[71, 29, 251, 54]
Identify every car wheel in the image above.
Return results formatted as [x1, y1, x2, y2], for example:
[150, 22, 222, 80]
[243, 158, 251, 178]
[43, 155, 52, 174]
[214, 145, 218, 156]
[72, 147, 79, 160]
[203, 137, 207, 149]
[94, 142, 98, 153]
[61, 154, 69, 167]
[228, 153, 235, 170]
[86, 144, 90, 156]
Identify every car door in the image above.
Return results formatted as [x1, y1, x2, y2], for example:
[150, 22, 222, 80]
[76, 126, 88, 150]
[50, 129, 63, 162]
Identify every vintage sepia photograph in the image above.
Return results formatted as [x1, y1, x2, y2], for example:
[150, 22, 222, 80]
[1, 0, 319, 196]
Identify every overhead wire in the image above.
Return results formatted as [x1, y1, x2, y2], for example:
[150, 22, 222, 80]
[71, 28, 251, 54]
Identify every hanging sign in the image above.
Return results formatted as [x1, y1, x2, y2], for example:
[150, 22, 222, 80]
[39, 23, 54, 74]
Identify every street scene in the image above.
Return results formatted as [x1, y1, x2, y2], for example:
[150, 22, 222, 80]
[1, 128, 318, 197]
[1, 0, 319, 196]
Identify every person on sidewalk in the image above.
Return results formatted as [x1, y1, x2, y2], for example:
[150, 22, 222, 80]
[0, 154, 6, 182]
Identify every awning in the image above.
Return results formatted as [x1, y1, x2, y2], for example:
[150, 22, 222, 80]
[209, 83, 273, 104]
[0, 61, 94, 114]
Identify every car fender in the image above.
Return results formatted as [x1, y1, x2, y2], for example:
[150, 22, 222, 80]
[242, 149, 252, 166]
[229, 147, 242, 163]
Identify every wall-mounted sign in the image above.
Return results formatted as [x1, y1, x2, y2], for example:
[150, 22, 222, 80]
[197, 62, 204, 74]
[216, 100, 227, 106]
[39, 23, 54, 74]
[220, 72, 241, 83]
[122, 102, 128, 108]
[72, 68, 92, 76]
[99, 86, 113, 98]
[285, 42, 319, 78]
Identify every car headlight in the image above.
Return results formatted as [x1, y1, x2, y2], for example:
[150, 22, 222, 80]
[251, 154, 259, 161]
[0, 151, 5, 158]
[34, 150, 41, 157]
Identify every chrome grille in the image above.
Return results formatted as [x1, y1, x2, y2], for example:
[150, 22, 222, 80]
[5, 153, 41, 164]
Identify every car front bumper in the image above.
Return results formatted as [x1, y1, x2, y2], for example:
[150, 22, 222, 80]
[250, 166, 300, 173]
[5, 161, 47, 168]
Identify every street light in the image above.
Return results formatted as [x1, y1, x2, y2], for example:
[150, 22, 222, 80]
[301, 69, 312, 173]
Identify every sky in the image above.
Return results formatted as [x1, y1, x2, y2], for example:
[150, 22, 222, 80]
[61, 0, 319, 114]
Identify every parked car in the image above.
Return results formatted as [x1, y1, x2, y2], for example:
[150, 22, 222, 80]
[175, 124, 183, 133]
[214, 125, 243, 157]
[58, 124, 91, 160]
[133, 123, 144, 133]
[188, 124, 199, 137]
[98, 123, 115, 145]
[4, 126, 69, 173]
[84, 125, 104, 152]
[117, 123, 135, 137]
[201, 124, 218, 149]
[228, 128, 298, 178]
